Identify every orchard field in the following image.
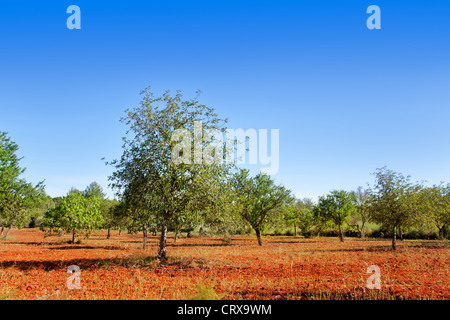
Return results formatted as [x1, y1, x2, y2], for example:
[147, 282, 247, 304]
[0, 228, 448, 300]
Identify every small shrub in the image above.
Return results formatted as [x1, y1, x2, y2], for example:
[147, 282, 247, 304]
[188, 284, 222, 300]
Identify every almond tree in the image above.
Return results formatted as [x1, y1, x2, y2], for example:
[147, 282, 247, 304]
[41, 191, 103, 243]
[314, 190, 354, 242]
[350, 186, 371, 238]
[285, 197, 315, 237]
[367, 167, 422, 250]
[421, 184, 450, 239]
[107, 88, 232, 258]
[100, 199, 119, 239]
[232, 169, 291, 246]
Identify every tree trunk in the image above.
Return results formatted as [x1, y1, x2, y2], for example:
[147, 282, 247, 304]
[142, 224, 148, 249]
[255, 228, 263, 246]
[392, 225, 397, 250]
[438, 226, 446, 239]
[4, 225, 12, 239]
[158, 223, 168, 260]
[174, 228, 178, 242]
[294, 226, 297, 236]
[72, 228, 76, 243]
[187, 230, 191, 238]
[360, 221, 365, 238]
[118, 228, 122, 236]
[0, 226, 4, 237]
[338, 224, 344, 242]
[107, 228, 111, 239]
[398, 225, 403, 241]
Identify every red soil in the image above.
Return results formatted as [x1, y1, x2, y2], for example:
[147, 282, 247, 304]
[0, 228, 448, 300]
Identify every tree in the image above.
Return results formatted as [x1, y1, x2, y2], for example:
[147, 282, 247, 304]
[110, 200, 131, 236]
[83, 182, 106, 199]
[367, 167, 422, 250]
[83, 182, 118, 238]
[314, 190, 354, 242]
[27, 195, 55, 228]
[67, 187, 82, 195]
[232, 169, 291, 246]
[107, 88, 232, 258]
[285, 197, 315, 237]
[0, 131, 45, 237]
[41, 192, 103, 243]
[420, 184, 450, 239]
[350, 186, 371, 238]
[100, 199, 119, 239]
[296, 198, 316, 237]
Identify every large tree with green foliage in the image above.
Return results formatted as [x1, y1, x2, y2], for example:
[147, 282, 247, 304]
[420, 184, 450, 239]
[0, 131, 45, 237]
[107, 88, 232, 258]
[284, 197, 315, 237]
[232, 169, 291, 246]
[367, 167, 422, 250]
[41, 191, 103, 243]
[314, 190, 355, 242]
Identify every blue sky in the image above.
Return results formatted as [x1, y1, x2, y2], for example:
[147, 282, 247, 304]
[1, 0, 449, 200]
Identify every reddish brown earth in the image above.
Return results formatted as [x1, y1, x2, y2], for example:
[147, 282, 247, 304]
[0, 228, 448, 300]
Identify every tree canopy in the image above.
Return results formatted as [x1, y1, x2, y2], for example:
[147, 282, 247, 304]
[232, 169, 291, 245]
[367, 167, 422, 249]
[107, 88, 233, 258]
[41, 191, 103, 243]
[0, 131, 45, 236]
[314, 190, 355, 242]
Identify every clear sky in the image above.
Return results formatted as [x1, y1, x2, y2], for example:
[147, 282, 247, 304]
[1, 0, 449, 200]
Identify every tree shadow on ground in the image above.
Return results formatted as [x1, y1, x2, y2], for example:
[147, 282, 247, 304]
[300, 245, 398, 253]
[47, 245, 123, 250]
[0, 254, 208, 272]
[265, 240, 321, 244]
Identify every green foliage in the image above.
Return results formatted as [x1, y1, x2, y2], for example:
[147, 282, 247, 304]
[367, 167, 423, 249]
[107, 88, 233, 256]
[314, 190, 355, 241]
[100, 198, 122, 237]
[419, 184, 450, 239]
[0, 131, 46, 231]
[27, 195, 55, 228]
[83, 182, 106, 199]
[188, 284, 222, 300]
[284, 197, 316, 237]
[41, 192, 103, 242]
[349, 186, 371, 237]
[232, 168, 291, 245]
